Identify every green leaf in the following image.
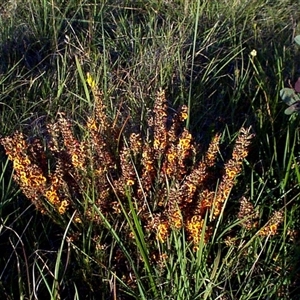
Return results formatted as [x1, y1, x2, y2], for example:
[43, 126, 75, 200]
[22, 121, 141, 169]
[280, 88, 300, 105]
[284, 102, 300, 115]
[295, 35, 300, 46]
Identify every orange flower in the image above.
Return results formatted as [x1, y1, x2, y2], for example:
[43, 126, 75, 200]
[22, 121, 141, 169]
[157, 222, 169, 242]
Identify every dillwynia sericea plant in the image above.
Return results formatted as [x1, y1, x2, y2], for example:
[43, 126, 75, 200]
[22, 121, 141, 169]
[1, 74, 257, 283]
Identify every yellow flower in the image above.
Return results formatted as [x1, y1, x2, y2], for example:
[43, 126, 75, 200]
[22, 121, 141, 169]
[86, 118, 98, 131]
[157, 222, 169, 242]
[58, 205, 66, 214]
[225, 168, 237, 180]
[170, 210, 183, 230]
[186, 182, 196, 194]
[180, 111, 188, 121]
[74, 217, 82, 223]
[13, 160, 24, 171]
[86, 72, 96, 88]
[179, 137, 191, 150]
[167, 153, 176, 163]
[126, 179, 135, 186]
[269, 224, 278, 235]
[25, 173, 47, 188]
[153, 139, 160, 149]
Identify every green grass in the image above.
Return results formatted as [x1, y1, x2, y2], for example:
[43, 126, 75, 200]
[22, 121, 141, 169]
[1, 0, 300, 299]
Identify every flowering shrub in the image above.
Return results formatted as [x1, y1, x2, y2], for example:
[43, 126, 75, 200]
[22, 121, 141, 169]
[1, 82, 254, 255]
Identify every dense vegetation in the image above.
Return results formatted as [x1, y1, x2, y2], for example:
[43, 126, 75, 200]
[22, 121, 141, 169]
[0, 0, 300, 299]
